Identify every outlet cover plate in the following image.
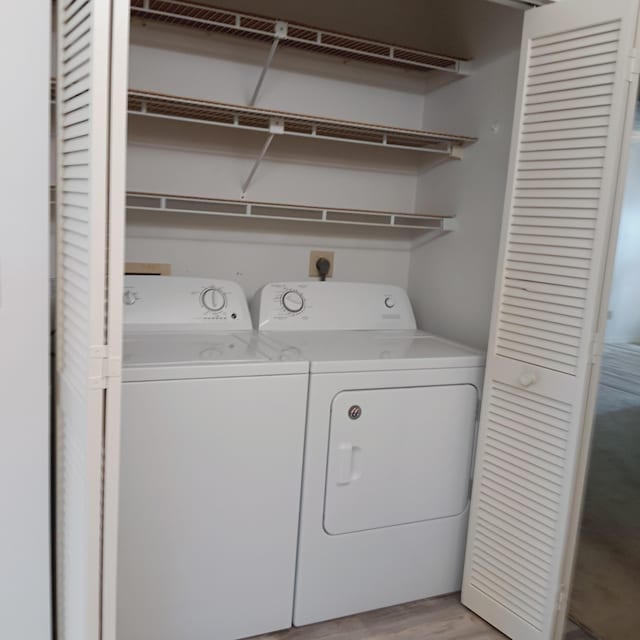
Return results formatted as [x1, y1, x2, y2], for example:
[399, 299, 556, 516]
[309, 250, 334, 278]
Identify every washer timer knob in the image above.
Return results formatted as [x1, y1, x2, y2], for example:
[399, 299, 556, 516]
[282, 290, 304, 314]
[200, 287, 227, 312]
[384, 296, 395, 309]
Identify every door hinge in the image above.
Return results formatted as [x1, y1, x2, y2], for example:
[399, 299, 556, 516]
[556, 585, 567, 611]
[89, 345, 122, 389]
[476, 398, 482, 423]
[591, 332, 604, 365]
[628, 49, 639, 82]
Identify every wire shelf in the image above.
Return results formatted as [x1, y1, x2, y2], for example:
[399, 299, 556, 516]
[51, 186, 456, 233]
[125, 191, 457, 233]
[130, 0, 469, 75]
[128, 90, 477, 154]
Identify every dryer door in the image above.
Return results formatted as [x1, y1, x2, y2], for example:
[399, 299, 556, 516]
[324, 384, 478, 535]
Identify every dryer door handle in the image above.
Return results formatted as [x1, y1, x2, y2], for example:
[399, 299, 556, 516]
[336, 443, 362, 485]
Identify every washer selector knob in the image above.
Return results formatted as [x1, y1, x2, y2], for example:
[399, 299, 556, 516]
[200, 287, 227, 312]
[384, 296, 395, 309]
[282, 289, 305, 314]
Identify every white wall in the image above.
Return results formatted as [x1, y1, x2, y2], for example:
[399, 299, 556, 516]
[606, 105, 640, 344]
[127, 212, 412, 299]
[125, 16, 431, 292]
[408, 3, 523, 349]
[126, 1, 523, 321]
[0, 4, 52, 640]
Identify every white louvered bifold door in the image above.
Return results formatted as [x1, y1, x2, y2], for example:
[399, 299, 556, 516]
[55, 1, 129, 640]
[462, 1, 640, 639]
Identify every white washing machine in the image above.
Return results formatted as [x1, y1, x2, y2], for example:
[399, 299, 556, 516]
[118, 276, 309, 640]
[252, 281, 485, 626]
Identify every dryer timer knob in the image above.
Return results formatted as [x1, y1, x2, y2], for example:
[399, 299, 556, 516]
[282, 290, 304, 314]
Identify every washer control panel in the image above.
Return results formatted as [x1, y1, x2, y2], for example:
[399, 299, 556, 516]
[251, 282, 417, 330]
[124, 276, 252, 330]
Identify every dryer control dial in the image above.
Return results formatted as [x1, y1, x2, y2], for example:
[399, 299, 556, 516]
[200, 287, 227, 312]
[282, 289, 305, 314]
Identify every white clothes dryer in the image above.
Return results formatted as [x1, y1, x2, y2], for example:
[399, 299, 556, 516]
[118, 276, 308, 640]
[252, 281, 485, 626]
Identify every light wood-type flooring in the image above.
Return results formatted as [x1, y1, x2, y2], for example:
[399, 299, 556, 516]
[255, 594, 592, 640]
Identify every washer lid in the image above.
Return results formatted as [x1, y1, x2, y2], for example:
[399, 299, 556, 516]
[262, 330, 484, 373]
[123, 331, 307, 381]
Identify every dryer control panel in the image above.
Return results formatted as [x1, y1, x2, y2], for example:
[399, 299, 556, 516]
[252, 282, 417, 330]
[124, 275, 252, 330]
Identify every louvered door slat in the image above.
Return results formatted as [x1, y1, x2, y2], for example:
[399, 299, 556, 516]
[63, 150, 91, 166]
[63, 136, 90, 154]
[518, 167, 603, 178]
[55, 1, 116, 640]
[501, 309, 582, 334]
[61, 78, 90, 101]
[530, 26, 620, 57]
[530, 42, 620, 67]
[63, 90, 91, 113]
[499, 321, 581, 349]
[482, 470, 560, 517]
[523, 116, 611, 132]
[509, 244, 593, 261]
[462, 1, 640, 638]
[529, 61, 617, 86]
[517, 173, 602, 185]
[524, 107, 612, 125]
[474, 549, 549, 603]
[526, 95, 613, 112]
[526, 84, 614, 104]
[64, 61, 91, 88]
[63, 103, 91, 124]
[487, 404, 569, 447]
[474, 528, 551, 583]
[512, 208, 598, 221]
[480, 457, 561, 513]
[532, 22, 621, 49]
[498, 329, 579, 359]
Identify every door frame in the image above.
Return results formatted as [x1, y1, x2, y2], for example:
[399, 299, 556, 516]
[551, 26, 640, 640]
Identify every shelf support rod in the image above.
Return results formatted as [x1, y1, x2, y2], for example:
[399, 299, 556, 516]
[241, 118, 284, 195]
[249, 20, 288, 106]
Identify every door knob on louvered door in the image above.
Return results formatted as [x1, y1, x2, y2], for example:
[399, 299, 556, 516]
[518, 371, 537, 388]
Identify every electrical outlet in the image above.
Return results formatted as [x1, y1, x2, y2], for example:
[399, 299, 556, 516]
[309, 250, 334, 278]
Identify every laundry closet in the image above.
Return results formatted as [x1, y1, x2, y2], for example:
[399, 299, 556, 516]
[53, 2, 640, 640]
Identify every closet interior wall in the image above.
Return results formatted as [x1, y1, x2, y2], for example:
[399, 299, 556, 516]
[125, 0, 474, 299]
[56, 0, 523, 330]
[409, 3, 524, 350]
[126, 17, 420, 294]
